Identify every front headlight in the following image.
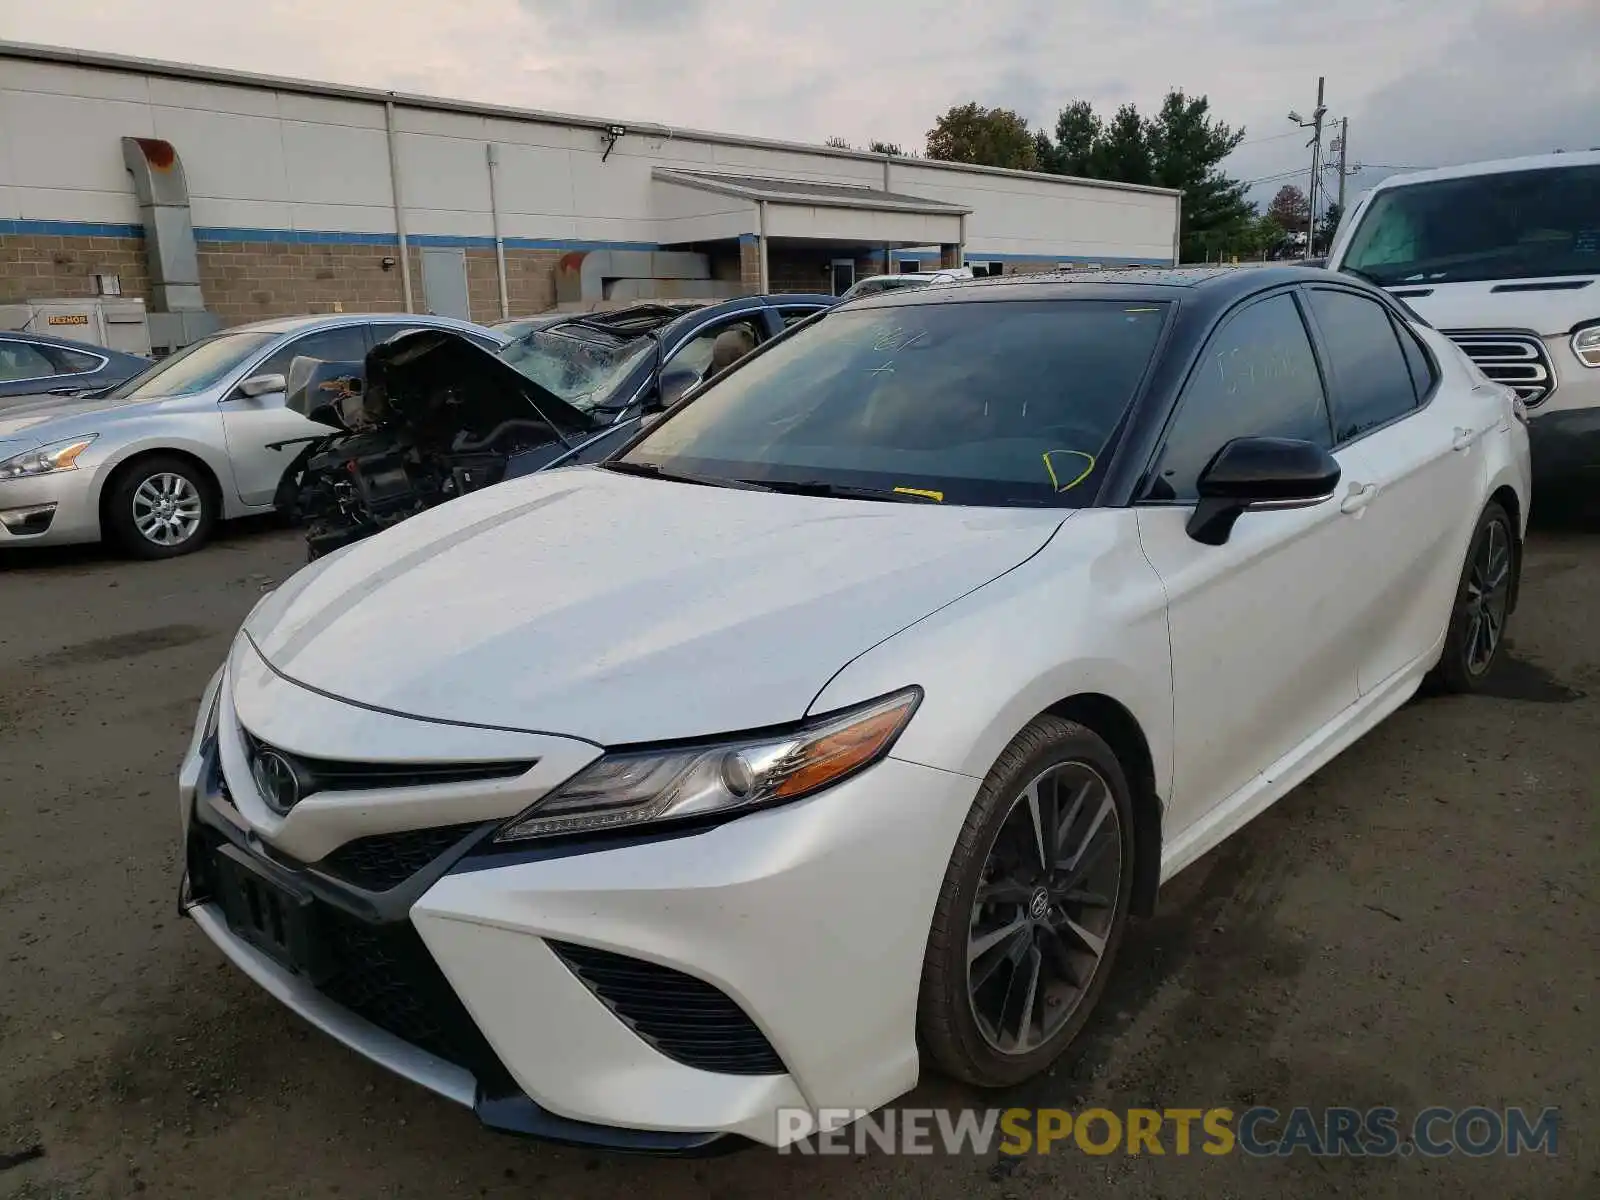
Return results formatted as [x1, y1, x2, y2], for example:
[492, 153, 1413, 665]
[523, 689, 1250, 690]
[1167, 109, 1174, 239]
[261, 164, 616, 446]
[494, 687, 921, 842]
[0, 435, 98, 481]
[1571, 323, 1600, 368]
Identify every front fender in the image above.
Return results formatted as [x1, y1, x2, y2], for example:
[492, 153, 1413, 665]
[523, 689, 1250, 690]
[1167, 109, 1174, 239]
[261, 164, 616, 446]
[807, 510, 1175, 803]
[85, 414, 239, 514]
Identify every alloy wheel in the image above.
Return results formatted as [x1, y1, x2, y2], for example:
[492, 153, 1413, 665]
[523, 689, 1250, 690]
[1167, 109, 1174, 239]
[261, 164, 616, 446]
[132, 472, 204, 548]
[1464, 517, 1511, 676]
[966, 761, 1123, 1055]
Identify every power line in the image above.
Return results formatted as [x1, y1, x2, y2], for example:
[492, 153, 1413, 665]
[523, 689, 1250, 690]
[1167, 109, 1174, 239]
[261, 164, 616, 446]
[1235, 129, 1308, 149]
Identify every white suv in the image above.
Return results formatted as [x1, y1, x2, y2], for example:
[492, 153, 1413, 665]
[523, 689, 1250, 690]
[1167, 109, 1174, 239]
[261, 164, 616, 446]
[838, 268, 974, 302]
[1327, 150, 1599, 500]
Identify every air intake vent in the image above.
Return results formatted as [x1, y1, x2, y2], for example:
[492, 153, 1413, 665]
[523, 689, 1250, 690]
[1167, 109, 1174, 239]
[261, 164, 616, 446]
[1445, 332, 1557, 407]
[549, 941, 786, 1076]
[315, 823, 485, 892]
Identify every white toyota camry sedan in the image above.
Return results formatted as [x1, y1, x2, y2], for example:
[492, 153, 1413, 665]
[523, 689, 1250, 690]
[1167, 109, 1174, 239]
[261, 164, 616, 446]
[178, 265, 1530, 1152]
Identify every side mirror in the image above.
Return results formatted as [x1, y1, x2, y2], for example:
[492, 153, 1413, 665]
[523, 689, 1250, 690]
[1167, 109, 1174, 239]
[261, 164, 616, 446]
[1186, 436, 1340, 546]
[237, 372, 287, 399]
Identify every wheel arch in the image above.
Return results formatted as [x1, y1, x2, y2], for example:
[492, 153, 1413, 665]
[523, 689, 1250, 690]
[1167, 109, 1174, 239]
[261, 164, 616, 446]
[98, 447, 224, 540]
[1487, 483, 1523, 614]
[1043, 692, 1162, 918]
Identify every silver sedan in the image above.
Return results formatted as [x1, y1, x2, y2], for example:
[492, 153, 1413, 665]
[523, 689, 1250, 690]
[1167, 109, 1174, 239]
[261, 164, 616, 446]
[0, 313, 506, 558]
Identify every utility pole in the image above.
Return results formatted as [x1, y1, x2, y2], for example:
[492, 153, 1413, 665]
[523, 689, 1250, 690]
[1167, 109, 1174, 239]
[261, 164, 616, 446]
[1335, 116, 1349, 212]
[1288, 77, 1327, 260]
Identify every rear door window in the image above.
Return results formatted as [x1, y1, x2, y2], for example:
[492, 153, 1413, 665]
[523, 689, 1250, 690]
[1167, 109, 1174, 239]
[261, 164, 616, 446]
[1305, 287, 1420, 441]
[0, 340, 58, 382]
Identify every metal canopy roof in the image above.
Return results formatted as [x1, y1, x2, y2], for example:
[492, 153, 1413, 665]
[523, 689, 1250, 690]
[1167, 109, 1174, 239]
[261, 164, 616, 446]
[652, 169, 972, 215]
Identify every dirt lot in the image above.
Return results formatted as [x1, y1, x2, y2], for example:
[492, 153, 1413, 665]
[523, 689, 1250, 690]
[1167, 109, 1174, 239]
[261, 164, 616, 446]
[1, 515, 1595, 1200]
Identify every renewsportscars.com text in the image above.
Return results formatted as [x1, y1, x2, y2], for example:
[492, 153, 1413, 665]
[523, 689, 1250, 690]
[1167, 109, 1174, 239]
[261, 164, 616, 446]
[778, 1105, 1561, 1157]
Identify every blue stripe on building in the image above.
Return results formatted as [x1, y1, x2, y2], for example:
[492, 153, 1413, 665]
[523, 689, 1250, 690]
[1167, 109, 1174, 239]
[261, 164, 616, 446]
[2, 218, 1167, 265]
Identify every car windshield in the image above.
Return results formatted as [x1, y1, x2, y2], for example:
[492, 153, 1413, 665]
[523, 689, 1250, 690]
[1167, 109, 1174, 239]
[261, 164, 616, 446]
[496, 324, 654, 409]
[616, 299, 1169, 508]
[1342, 164, 1600, 285]
[101, 330, 280, 401]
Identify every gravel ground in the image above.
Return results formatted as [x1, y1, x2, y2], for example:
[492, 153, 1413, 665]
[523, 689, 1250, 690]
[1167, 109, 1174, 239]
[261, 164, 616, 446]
[1, 513, 1595, 1200]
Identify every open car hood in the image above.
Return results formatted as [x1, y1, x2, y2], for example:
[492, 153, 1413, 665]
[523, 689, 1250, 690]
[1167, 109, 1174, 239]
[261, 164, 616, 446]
[289, 327, 595, 445]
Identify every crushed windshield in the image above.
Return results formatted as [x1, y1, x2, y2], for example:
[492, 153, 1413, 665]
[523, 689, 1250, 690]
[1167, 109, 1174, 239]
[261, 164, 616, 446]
[1343, 164, 1600, 285]
[618, 299, 1169, 508]
[497, 325, 654, 409]
[102, 330, 280, 401]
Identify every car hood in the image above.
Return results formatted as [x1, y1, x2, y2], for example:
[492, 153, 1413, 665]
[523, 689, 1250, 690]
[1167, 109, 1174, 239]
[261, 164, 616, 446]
[1386, 276, 1599, 337]
[243, 467, 1067, 744]
[302, 327, 594, 446]
[0, 392, 201, 450]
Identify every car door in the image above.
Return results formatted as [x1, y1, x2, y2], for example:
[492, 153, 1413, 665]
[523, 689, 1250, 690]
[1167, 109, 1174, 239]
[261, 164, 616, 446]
[1300, 285, 1494, 695]
[1135, 290, 1371, 831]
[0, 337, 71, 399]
[218, 323, 372, 506]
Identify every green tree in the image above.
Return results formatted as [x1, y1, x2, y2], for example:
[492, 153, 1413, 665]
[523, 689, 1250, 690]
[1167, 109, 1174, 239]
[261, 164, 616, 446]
[1146, 91, 1251, 261]
[1315, 200, 1344, 254]
[1030, 90, 1252, 260]
[1052, 100, 1102, 177]
[868, 140, 905, 156]
[925, 103, 1039, 171]
[1090, 104, 1154, 184]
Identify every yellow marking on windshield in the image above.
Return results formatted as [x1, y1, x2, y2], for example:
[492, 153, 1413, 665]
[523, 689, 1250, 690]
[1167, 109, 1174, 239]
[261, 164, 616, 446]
[1042, 450, 1096, 492]
[894, 486, 945, 502]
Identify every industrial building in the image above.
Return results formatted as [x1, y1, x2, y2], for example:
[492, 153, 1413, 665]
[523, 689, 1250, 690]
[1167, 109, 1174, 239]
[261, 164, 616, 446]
[1, 40, 1181, 343]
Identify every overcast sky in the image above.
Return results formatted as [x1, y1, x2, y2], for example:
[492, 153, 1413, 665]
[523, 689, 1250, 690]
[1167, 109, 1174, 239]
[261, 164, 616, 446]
[3, 0, 1596, 208]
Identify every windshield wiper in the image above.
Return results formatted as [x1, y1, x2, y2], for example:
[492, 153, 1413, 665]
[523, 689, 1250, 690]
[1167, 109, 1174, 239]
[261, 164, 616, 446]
[597, 460, 772, 491]
[749, 480, 943, 503]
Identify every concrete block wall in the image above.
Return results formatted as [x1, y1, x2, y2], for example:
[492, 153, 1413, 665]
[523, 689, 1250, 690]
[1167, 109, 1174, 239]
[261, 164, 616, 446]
[1, 233, 151, 304]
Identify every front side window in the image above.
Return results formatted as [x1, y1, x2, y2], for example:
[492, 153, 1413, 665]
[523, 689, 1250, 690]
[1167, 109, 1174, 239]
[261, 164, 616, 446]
[0, 340, 58, 382]
[102, 330, 281, 401]
[1341, 164, 1600, 285]
[619, 299, 1170, 508]
[250, 326, 371, 388]
[1305, 288, 1418, 441]
[667, 318, 765, 382]
[1148, 293, 1331, 502]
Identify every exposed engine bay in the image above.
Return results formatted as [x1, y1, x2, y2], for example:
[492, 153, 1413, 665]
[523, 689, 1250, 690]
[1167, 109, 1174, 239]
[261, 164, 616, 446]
[275, 328, 596, 559]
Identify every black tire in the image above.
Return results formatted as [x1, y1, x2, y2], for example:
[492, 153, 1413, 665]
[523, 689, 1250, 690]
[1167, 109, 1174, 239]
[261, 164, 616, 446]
[104, 454, 217, 560]
[918, 715, 1136, 1087]
[1428, 500, 1515, 694]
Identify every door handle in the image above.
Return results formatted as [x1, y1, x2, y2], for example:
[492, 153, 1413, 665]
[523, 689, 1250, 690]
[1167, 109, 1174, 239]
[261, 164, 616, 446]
[1340, 482, 1378, 514]
[1452, 426, 1478, 452]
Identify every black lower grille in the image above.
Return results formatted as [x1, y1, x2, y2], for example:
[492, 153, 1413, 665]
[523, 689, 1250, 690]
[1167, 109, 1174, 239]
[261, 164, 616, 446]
[187, 822, 513, 1091]
[549, 941, 786, 1076]
[315, 823, 484, 892]
[316, 909, 502, 1077]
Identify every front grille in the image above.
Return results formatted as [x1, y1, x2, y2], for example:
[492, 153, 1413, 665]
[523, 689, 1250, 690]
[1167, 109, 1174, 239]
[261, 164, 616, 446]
[241, 729, 534, 801]
[1446, 331, 1558, 407]
[314, 823, 484, 892]
[549, 941, 786, 1076]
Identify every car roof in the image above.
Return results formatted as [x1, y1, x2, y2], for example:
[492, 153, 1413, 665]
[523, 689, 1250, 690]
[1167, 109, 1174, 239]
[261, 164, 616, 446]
[848, 264, 1339, 308]
[1366, 148, 1600, 191]
[225, 312, 501, 337]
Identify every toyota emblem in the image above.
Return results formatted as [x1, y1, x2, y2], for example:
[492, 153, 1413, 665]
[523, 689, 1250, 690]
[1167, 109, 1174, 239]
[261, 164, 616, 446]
[251, 748, 301, 814]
